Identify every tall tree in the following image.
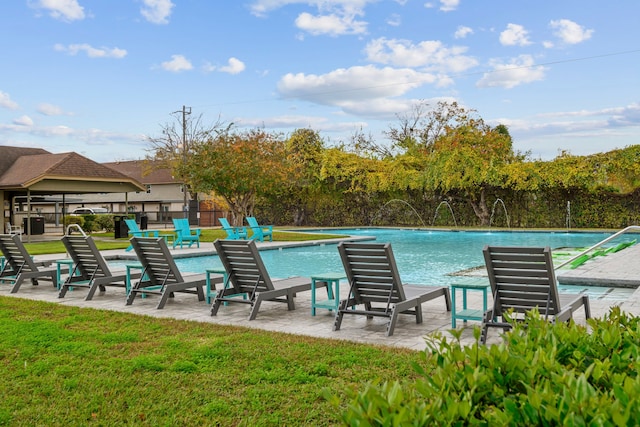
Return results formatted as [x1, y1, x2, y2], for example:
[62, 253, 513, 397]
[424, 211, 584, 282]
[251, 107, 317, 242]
[146, 112, 231, 206]
[182, 129, 290, 225]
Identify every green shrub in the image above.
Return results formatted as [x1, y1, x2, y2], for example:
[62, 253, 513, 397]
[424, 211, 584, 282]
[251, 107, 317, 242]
[329, 307, 640, 425]
[94, 214, 115, 232]
[63, 215, 84, 230]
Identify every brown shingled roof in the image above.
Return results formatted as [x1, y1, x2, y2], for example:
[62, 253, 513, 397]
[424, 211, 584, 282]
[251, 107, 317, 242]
[0, 147, 145, 193]
[103, 160, 177, 185]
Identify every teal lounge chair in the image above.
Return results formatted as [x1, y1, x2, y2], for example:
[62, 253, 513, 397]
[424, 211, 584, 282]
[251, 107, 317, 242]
[246, 216, 273, 242]
[124, 218, 159, 252]
[219, 218, 248, 240]
[172, 218, 201, 248]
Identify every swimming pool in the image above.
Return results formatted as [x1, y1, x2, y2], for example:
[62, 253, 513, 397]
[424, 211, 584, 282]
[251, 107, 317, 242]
[114, 229, 615, 286]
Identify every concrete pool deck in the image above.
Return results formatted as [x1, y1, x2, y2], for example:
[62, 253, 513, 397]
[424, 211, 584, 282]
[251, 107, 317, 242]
[2, 237, 640, 350]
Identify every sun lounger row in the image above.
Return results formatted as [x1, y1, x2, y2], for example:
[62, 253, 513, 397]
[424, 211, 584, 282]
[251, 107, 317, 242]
[0, 233, 592, 340]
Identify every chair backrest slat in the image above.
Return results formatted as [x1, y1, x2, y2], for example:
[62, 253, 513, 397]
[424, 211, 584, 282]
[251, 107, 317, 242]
[484, 245, 561, 317]
[338, 242, 407, 304]
[0, 234, 39, 273]
[131, 237, 183, 286]
[214, 239, 274, 294]
[62, 235, 111, 280]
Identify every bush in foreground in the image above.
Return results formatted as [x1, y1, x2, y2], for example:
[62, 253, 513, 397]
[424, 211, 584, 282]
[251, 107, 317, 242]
[330, 307, 640, 425]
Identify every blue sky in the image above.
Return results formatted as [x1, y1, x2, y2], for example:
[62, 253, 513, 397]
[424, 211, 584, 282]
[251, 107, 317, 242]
[1, 0, 639, 162]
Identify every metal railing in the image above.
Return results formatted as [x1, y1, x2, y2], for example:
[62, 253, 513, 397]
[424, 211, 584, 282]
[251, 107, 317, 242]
[66, 223, 87, 237]
[555, 225, 640, 270]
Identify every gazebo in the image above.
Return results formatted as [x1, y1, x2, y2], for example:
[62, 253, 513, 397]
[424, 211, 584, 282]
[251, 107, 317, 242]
[0, 146, 145, 240]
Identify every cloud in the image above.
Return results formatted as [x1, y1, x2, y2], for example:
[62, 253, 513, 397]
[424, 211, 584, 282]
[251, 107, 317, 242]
[439, 0, 460, 12]
[13, 116, 34, 127]
[204, 57, 246, 74]
[277, 65, 445, 119]
[54, 43, 127, 58]
[249, 0, 377, 17]
[37, 103, 65, 116]
[549, 19, 594, 45]
[140, 0, 175, 25]
[476, 55, 546, 89]
[238, 114, 367, 132]
[160, 55, 193, 72]
[386, 13, 401, 27]
[295, 12, 367, 36]
[0, 91, 19, 110]
[454, 25, 473, 39]
[364, 37, 478, 74]
[30, 0, 85, 22]
[499, 23, 532, 46]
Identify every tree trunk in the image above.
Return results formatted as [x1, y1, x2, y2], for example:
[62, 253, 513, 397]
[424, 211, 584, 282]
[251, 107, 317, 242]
[469, 188, 491, 226]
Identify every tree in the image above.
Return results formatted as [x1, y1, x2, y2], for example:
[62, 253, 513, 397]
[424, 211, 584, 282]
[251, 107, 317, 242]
[182, 129, 290, 225]
[281, 128, 325, 226]
[146, 111, 231, 208]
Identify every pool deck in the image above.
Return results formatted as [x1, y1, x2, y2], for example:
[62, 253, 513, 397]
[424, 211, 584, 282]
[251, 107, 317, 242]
[3, 237, 640, 350]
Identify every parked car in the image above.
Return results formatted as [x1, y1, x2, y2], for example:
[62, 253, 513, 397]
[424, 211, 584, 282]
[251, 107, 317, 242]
[71, 207, 109, 216]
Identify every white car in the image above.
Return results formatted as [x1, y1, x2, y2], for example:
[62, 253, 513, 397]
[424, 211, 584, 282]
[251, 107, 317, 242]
[71, 207, 109, 216]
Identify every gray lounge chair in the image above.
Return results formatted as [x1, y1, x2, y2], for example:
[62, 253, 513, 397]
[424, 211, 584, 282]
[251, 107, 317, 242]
[211, 239, 321, 320]
[0, 233, 57, 293]
[335, 242, 452, 336]
[126, 237, 212, 309]
[482, 246, 591, 343]
[58, 235, 138, 300]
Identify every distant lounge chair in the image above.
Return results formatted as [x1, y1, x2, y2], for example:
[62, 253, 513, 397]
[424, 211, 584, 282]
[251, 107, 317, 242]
[211, 239, 321, 320]
[246, 216, 273, 242]
[335, 242, 451, 336]
[126, 237, 210, 309]
[482, 246, 591, 343]
[219, 218, 248, 240]
[0, 234, 57, 293]
[172, 218, 201, 248]
[58, 235, 137, 300]
[124, 218, 159, 252]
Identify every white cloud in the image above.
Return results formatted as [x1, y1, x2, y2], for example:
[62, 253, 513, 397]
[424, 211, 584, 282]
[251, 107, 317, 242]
[37, 103, 64, 116]
[277, 65, 441, 119]
[13, 116, 34, 126]
[54, 43, 127, 58]
[439, 0, 460, 12]
[30, 0, 85, 22]
[249, 0, 377, 17]
[140, 0, 175, 25]
[386, 13, 401, 27]
[160, 55, 193, 72]
[549, 19, 594, 45]
[476, 55, 546, 89]
[499, 23, 532, 46]
[220, 57, 246, 74]
[364, 37, 478, 74]
[454, 25, 473, 39]
[295, 12, 367, 36]
[0, 91, 19, 110]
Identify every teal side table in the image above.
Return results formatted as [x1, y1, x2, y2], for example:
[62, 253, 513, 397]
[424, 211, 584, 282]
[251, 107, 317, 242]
[205, 268, 246, 305]
[450, 277, 490, 328]
[310, 272, 346, 316]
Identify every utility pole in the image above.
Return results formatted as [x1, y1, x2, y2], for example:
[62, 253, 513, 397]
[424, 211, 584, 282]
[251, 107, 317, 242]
[174, 105, 191, 219]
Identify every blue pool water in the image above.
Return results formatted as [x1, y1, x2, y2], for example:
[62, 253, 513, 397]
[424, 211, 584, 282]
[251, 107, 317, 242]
[114, 229, 614, 287]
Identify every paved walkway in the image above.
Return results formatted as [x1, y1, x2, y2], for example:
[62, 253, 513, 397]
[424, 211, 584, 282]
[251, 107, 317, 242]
[2, 237, 640, 350]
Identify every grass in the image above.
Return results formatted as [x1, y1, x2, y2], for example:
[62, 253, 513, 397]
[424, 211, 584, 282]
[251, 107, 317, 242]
[23, 228, 346, 255]
[0, 297, 422, 425]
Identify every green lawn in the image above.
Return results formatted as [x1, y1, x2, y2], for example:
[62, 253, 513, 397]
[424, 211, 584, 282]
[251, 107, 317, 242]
[0, 297, 421, 425]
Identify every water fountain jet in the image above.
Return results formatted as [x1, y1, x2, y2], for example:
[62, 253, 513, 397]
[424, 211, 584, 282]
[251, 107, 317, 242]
[432, 201, 458, 227]
[371, 199, 427, 227]
[489, 198, 510, 229]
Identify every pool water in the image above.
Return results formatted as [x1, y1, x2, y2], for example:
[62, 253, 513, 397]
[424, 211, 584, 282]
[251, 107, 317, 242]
[114, 229, 616, 287]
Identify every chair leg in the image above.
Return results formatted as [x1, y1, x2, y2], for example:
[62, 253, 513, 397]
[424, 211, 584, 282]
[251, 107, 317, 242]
[10, 277, 25, 293]
[211, 298, 222, 316]
[125, 289, 136, 305]
[333, 299, 348, 331]
[156, 289, 170, 309]
[85, 281, 99, 301]
[414, 304, 423, 324]
[248, 297, 263, 320]
[386, 306, 399, 336]
[58, 284, 68, 298]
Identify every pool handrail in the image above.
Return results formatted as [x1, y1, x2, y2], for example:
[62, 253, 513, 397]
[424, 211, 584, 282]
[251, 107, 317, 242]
[555, 225, 640, 270]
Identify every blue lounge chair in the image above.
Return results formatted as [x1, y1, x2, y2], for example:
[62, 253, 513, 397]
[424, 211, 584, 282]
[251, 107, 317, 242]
[219, 218, 248, 240]
[246, 216, 273, 242]
[124, 218, 159, 252]
[172, 218, 201, 248]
